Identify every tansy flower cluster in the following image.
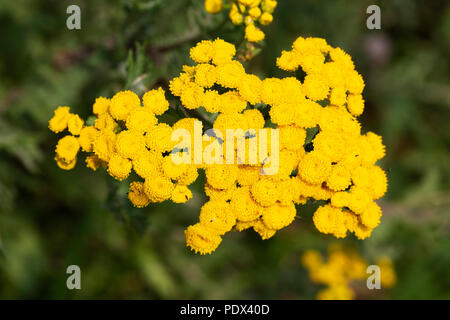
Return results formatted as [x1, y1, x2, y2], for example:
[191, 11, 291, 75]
[204, 0, 277, 42]
[49, 88, 199, 208]
[49, 36, 388, 255]
[301, 246, 396, 300]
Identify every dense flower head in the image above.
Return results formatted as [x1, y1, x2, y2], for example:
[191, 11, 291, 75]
[204, 0, 277, 43]
[49, 37, 388, 255]
[301, 245, 396, 299]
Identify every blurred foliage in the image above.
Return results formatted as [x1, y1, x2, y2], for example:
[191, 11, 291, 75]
[0, 0, 449, 299]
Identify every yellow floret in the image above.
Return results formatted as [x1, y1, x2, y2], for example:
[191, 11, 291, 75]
[185, 223, 222, 255]
[144, 175, 174, 202]
[48, 106, 71, 133]
[259, 12, 273, 25]
[92, 97, 110, 115]
[93, 130, 116, 162]
[108, 153, 132, 181]
[126, 108, 157, 133]
[211, 39, 236, 65]
[245, 23, 265, 42]
[298, 152, 332, 185]
[347, 94, 364, 116]
[55, 135, 80, 163]
[171, 185, 193, 203]
[85, 154, 103, 171]
[251, 177, 278, 207]
[190, 40, 214, 64]
[145, 123, 174, 153]
[67, 114, 84, 136]
[262, 202, 296, 230]
[195, 63, 217, 88]
[205, 164, 238, 190]
[109, 90, 140, 121]
[199, 200, 236, 235]
[128, 181, 151, 208]
[55, 156, 76, 170]
[115, 130, 146, 160]
[253, 219, 276, 239]
[142, 88, 169, 115]
[204, 0, 222, 14]
[78, 126, 99, 152]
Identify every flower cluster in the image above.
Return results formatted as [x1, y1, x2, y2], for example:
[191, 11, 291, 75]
[49, 36, 388, 255]
[301, 246, 396, 299]
[273, 37, 388, 241]
[204, 0, 277, 42]
[49, 88, 199, 208]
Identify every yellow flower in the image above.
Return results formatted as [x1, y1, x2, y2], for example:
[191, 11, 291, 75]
[48, 106, 71, 133]
[302, 74, 329, 101]
[248, 7, 261, 19]
[180, 83, 204, 110]
[67, 114, 84, 136]
[55, 156, 76, 170]
[279, 125, 306, 150]
[109, 90, 140, 121]
[145, 123, 174, 152]
[211, 38, 236, 65]
[126, 108, 157, 133]
[94, 113, 117, 132]
[190, 40, 214, 64]
[216, 61, 246, 88]
[243, 109, 265, 129]
[326, 163, 351, 191]
[253, 219, 276, 239]
[245, 23, 265, 42]
[128, 181, 151, 208]
[276, 50, 299, 72]
[142, 88, 169, 115]
[185, 223, 222, 255]
[199, 200, 236, 235]
[259, 12, 273, 25]
[262, 202, 296, 230]
[360, 201, 382, 229]
[78, 126, 99, 152]
[144, 175, 174, 202]
[132, 149, 162, 179]
[115, 130, 146, 159]
[347, 93, 364, 116]
[218, 91, 247, 114]
[48, 37, 389, 254]
[93, 130, 116, 162]
[205, 164, 238, 190]
[108, 153, 132, 181]
[298, 152, 332, 185]
[204, 0, 222, 14]
[229, 10, 243, 25]
[177, 165, 199, 186]
[162, 156, 189, 180]
[201, 90, 221, 113]
[251, 177, 278, 207]
[194, 63, 217, 88]
[92, 97, 110, 115]
[313, 205, 348, 238]
[238, 74, 262, 105]
[56, 135, 79, 163]
[85, 154, 103, 171]
[171, 185, 193, 203]
[261, 0, 277, 13]
[230, 187, 261, 221]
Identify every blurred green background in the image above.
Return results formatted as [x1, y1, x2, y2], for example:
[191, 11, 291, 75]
[0, 0, 449, 299]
